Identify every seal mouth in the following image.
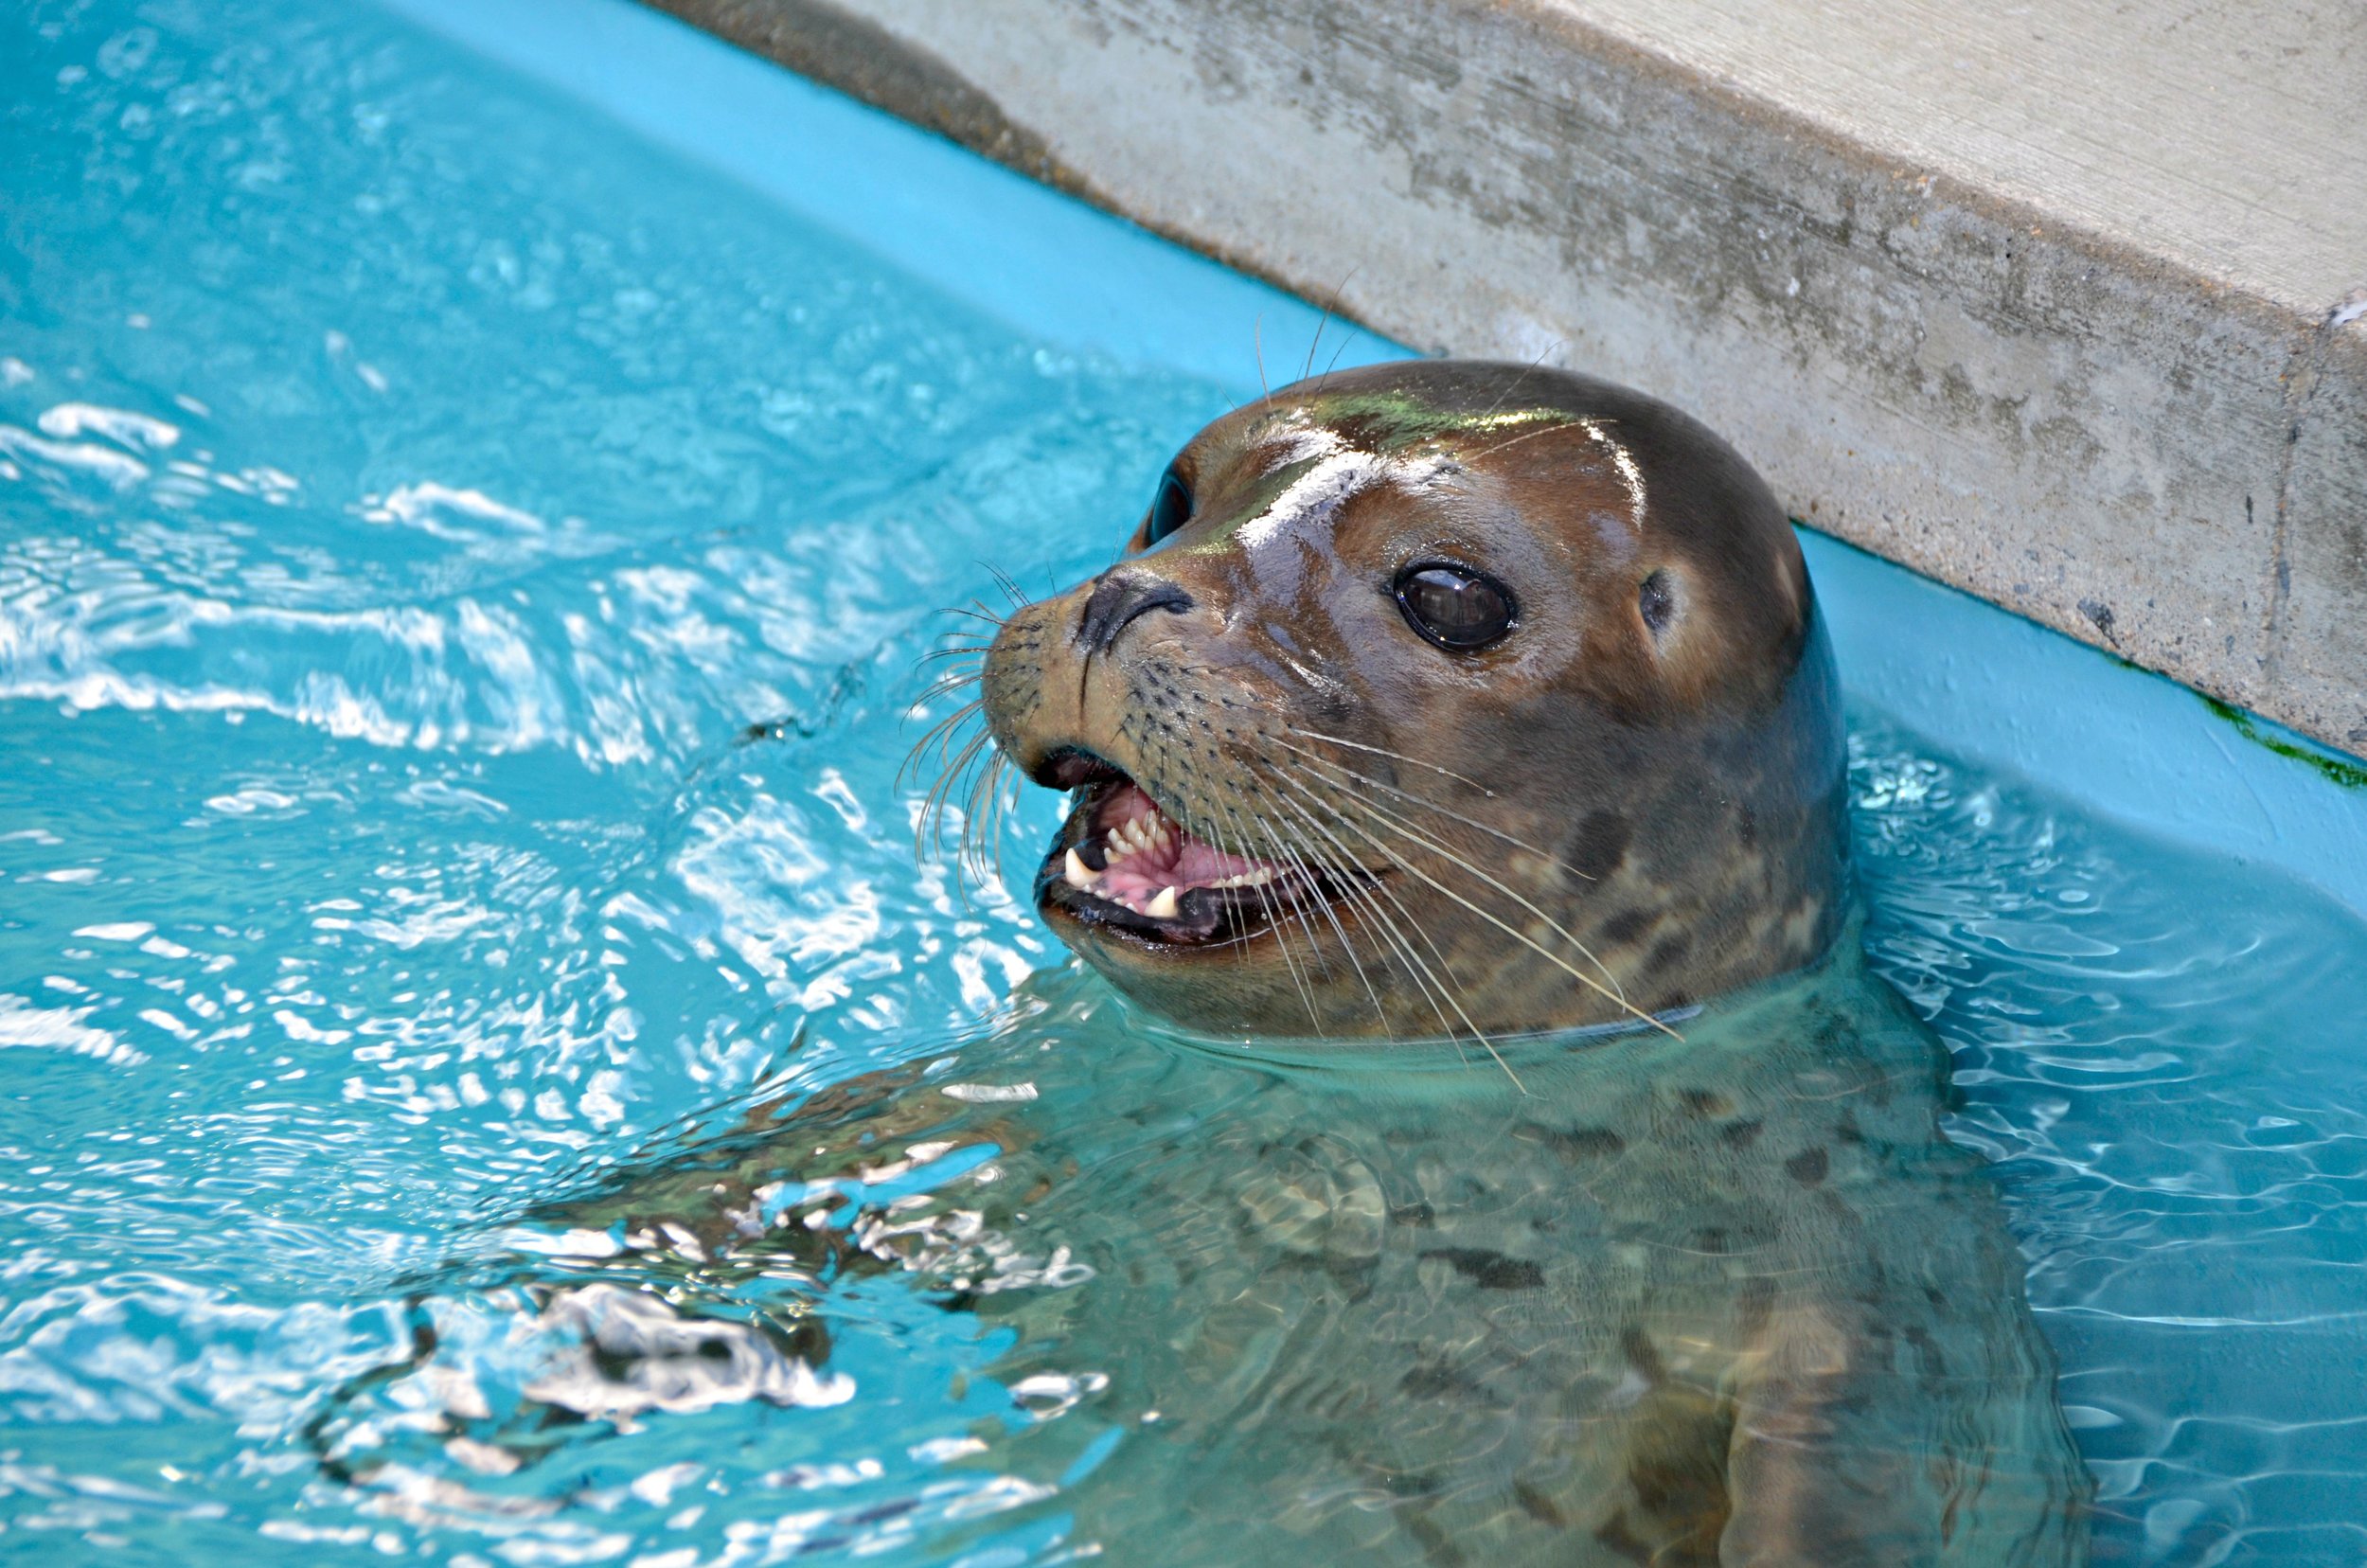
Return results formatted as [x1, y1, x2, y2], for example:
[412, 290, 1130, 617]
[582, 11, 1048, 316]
[1033, 751, 1364, 952]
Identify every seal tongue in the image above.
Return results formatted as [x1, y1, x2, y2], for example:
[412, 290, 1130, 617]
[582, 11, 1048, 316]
[1064, 782, 1284, 916]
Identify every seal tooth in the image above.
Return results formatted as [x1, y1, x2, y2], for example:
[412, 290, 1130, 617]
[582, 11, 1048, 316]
[1146, 886, 1181, 918]
[1063, 848, 1096, 890]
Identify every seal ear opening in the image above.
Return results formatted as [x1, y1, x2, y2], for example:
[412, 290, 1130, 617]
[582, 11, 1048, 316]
[1638, 569, 1679, 640]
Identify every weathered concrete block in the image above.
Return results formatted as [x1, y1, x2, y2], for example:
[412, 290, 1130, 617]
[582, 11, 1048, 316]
[2275, 302, 2367, 752]
[649, 0, 2367, 757]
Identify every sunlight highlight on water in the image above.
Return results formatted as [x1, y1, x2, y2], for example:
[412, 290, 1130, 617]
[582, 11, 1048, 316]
[3, 2, 2365, 1564]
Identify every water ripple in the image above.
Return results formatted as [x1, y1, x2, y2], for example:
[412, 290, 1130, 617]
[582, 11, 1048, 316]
[4, 0, 2365, 1562]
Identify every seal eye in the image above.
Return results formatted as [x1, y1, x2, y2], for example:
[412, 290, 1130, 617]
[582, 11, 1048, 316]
[1393, 562, 1517, 651]
[1144, 468, 1193, 545]
[1639, 569, 1677, 637]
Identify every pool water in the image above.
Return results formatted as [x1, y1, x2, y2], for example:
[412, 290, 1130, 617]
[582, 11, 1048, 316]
[3, 1, 2365, 1563]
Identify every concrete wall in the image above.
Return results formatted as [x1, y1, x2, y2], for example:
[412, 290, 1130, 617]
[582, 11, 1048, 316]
[650, 0, 2367, 759]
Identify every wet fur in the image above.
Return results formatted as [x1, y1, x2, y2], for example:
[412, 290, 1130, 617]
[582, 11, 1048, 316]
[960, 361, 2088, 1557]
[980, 361, 1847, 1039]
[323, 957, 2090, 1563]
[314, 363, 2091, 1563]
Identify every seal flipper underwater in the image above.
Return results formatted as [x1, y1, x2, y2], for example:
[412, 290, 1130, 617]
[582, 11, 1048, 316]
[313, 362, 2090, 1563]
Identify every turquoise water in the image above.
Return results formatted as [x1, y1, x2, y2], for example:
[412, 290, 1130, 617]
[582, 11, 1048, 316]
[4, 2, 2367, 1563]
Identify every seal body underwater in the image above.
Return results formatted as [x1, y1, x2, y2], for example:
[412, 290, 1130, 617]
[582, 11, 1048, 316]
[314, 363, 2091, 1564]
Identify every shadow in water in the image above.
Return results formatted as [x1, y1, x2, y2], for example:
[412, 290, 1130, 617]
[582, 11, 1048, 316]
[308, 940, 2091, 1564]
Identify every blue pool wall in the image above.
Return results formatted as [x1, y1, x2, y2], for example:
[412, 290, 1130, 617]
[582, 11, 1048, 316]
[381, 0, 2367, 920]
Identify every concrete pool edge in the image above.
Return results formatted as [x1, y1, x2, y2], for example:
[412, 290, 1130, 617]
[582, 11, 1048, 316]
[642, 0, 2367, 769]
[372, 0, 2367, 920]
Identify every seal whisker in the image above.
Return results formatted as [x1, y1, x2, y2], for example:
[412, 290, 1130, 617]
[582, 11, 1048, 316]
[920, 727, 994, 867]
[1473, 343, 1559, 424]
[1201, 796, 1286, 977]
[958, 745, 1009, 886]
[954, 736, 997, 864]
[936, 605, 1008, 630]
[1280, 728, 1496, 796]
[1258, 762, 1674, 1040]
[910, 669, 984, 706]
[959, 751, 1014, 898]
[899, 696, 985, 777]
[1253, 797, 1397, 1042]
[1253, 313, 1273, 412]
[1300, 283, 1331, 383]
[912, 719, 994, 874]
[1255, 767, 1526, 1088]
[1205, 795, 1326, 1033]
[982, 562, 1030, 610]
[1315, 323, 1361, 393]
[987, 754, 1019, 893]
[897, 698, 985, 788]
[1274, 747, 1627, 1005]
[1219, 799, 1330, 1033]
[1249, 775, 1493, 1075]
[1466, 417, 1599, 468]
[939, 721, 992, 782]
[913, 658, 987, 683]
[1221, 791, 1335, 999]
[909, 694, 984, 742]
[1270, 736, 1595, 881]
[1340, 815, 1670, 1039]
[1305, 265, 1368, 394]
[914, 661, 982, 689]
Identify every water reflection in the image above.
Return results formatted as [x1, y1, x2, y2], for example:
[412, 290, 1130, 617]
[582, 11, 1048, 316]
[5, 0, 2367, 1560]
[311, 948, 2091, 1563]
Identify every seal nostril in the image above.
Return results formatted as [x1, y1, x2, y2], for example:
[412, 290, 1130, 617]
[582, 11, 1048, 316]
[1076, 569, 1195, 655]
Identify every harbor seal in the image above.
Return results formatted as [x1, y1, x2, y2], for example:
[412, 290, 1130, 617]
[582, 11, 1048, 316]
[980, 360, 1845, 1041]
[312, 363, 2090, 1565]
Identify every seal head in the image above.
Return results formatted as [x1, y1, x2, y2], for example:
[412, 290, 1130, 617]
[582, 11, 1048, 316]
[979, 360, 1846, 1037]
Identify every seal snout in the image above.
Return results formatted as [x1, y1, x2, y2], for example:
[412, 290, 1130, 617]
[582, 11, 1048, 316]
[1075, 568, 1194, 655]
[963, 357, 1847, 1037]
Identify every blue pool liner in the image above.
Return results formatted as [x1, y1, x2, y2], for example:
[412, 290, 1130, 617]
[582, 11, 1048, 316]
[380, 0, 2367, 918]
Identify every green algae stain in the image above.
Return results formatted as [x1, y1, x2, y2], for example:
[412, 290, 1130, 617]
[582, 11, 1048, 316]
[1174, 393, 1581, 558]
[1284, 391, 1573, 454]
[2200, 695, 2367, 790]
[1174, 454, 1323, 556]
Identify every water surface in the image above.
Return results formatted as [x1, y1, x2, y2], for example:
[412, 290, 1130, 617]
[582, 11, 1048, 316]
[4, 2, 2366, 1563]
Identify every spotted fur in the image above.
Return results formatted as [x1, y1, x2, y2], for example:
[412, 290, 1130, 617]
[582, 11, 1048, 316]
[310, 364, 2091, 1564]
[979, 362, 1846, 1041]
